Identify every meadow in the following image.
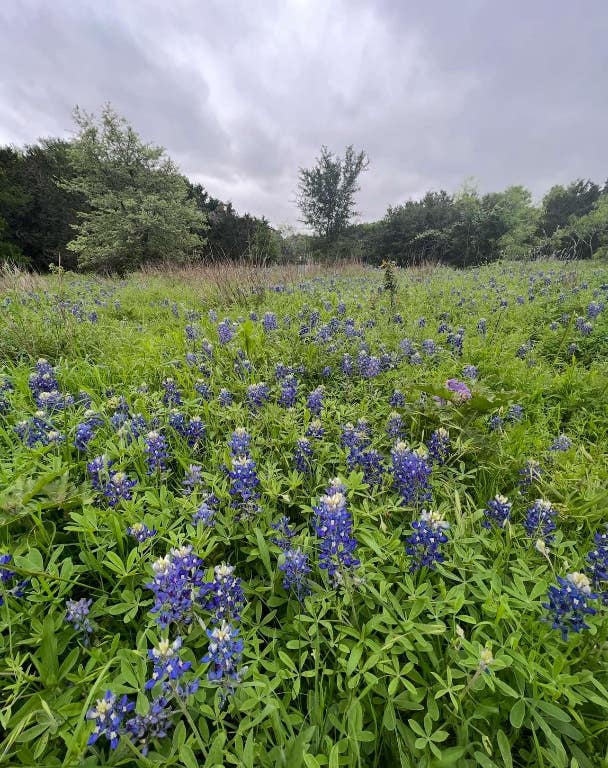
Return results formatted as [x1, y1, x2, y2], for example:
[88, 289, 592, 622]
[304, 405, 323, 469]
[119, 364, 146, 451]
[1, 259, 608, 768]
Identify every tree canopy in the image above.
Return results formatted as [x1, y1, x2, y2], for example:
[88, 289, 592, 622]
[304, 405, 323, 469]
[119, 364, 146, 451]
[297, 145, 369, 241]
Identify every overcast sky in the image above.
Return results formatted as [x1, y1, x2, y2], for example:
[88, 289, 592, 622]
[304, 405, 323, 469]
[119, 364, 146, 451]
[1, 0, 607, 229]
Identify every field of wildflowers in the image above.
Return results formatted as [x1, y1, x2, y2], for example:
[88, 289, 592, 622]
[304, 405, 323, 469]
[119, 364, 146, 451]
[1, 260, 608, 767]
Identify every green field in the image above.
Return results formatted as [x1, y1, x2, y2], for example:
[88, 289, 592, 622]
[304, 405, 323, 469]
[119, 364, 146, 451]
[1, 260, 608, 767]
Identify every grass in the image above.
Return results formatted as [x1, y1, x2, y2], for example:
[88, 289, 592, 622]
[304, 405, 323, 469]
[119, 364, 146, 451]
[0, 258, 607, 767]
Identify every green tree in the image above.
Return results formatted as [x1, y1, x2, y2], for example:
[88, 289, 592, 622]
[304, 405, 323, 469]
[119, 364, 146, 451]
[297, 145, 369, 241]
[65, 105, 206, 272]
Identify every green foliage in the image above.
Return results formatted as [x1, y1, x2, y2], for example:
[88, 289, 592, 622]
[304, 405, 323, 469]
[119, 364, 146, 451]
[297, 145, 369, 241]
[64, 104, 207, 272]
[1, 260, 608, 766]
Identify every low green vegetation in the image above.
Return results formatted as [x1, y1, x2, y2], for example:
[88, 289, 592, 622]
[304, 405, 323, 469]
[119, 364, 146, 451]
[1, 260, 607, 767]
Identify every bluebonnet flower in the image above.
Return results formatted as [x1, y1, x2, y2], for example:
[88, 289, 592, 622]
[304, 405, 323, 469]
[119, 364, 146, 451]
[294, 437, 313, 473]
[0, 554, 28, 607]
[391, 442, 433, 507]
[65, 597, 93, 639]
[37, 389, 73, 411]
[229, 428, 251, 456]
[477, 318, 487, 335]
[488, 414, 504, 431]
[186, 416, 206, 447]
[144, 431, 169, 474]
[218, 388, 233, 406]
[28, 358, 59, 404]
[246, 382, 270, 410]
[543, 572, 597, 641]
[147, 545, 206, 628]
[387, 412, 405, 440]
[341, 354, 354, 376]
[193, 495, 219, 527]
[586, 528, 608, 601]
[341, 419, 371, 450]
[516, 342, 531, 360]
[194, 379, 212, 401]
[270, 516, 297, 548]
[183, 464, 203, 495]
[427, 428, 450, 465]
[86, 691, 134, 750]
[462, 364, 478, 380]
[128, 523, 156, 543]
[202, 621, 245, 700]
[104, 471, 137, 506]
[146, 637, 192, 690]
[417, 317, 426, 328]
[405, 509, 449, 572]
[587, 301, 603, 319]
[200, 563, 244, 623]
[228, 455, 261, 514]
[279, 375, 298, 407]
[168, 410, 187, 436]
[482, 495, 512, 529]
[575, 316, 593, 335]
[208, 309, 218, 323]
[549, 434, 572, 452]
[445, 379, 472, 403]
[185, 324, 198, 341]
[218, 318, 235, 344]
[279, 548, 311, 600]
[524, 498, 556, 542]
[262, 312, 278, 331]
[87, 455, 112, 491]
[125, 696, 173, 756]
[15, 412, 54, 447]
[162, 379, 182, 407]
[390, 389, 405, 408]
[422, 339, 437, 356]
[507, 404, 524, 422]
[410, 351, 423, 365]
[447, 328, 465, 356]
[306, 419, 324, 439]
[347, 446, 385, 487]
[313, 481, 360, 584]
[306, 386, 324, 415]
[519, 459, 542, 492]
[357, 351, 382, 378]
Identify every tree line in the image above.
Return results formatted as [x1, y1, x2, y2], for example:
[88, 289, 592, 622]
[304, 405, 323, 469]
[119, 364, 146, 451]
[0, 105, 279, 272]
[1, 105, 607, 272]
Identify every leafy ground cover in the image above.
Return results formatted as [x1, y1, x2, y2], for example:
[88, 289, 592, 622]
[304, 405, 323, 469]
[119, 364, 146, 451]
[1, 260, 608, 767]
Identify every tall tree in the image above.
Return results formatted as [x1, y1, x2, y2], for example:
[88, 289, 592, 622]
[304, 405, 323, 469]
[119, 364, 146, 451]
[297, 145, 369, 241]
[64, 104, 207, 272]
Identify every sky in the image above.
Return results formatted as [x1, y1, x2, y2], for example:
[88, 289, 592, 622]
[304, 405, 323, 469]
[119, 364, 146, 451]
[1, 0, 607, 229]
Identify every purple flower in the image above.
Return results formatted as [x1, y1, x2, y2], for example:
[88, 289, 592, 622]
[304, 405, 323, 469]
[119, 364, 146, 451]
[246, 382, 270, 410]
[229, 428, 251, 457]
[405, 510, 449, 572]
[391, 442, 432, 507]
[192, 495, 218, 527]
[306, 419, 325, 439]
[426, 428, 450, 465]
[125, 696, 173, 756]
[294, 437, 313, 474]
[186, 417, 206, 447]
[482, 495, 512, 529]
[128, 523, 156, 543]
[202, 621, 245, 700]
[313, 480, 359, 584]
[146, 545, 206, 628]
[279, 375, 298, 408]
[279, 548, 311, 600]
[162, 379, 182, 407]
[218, 318, 235, 344]
[445, 379, 472, 403]
[218, 388, 233, 406]
[263, 312, 278, 331]
[524, 498, 556, 542]
[200, 563, 244, 624]
[182, 464, 203, 495]
[542, 573, 597, 641]
[306, 386, 324, 415]
[390, 390, 405, 408]
[86, 691, 134, 750]
[144, 431, 169, 474]
[549, 434, 572, 452]
[586, 528, 608, 601]
[65, 598, 93, 637]
[146, 637, 192, 690]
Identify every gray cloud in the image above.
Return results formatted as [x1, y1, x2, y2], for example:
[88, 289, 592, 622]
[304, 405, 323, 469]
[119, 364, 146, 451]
[1, 0, 607, 228]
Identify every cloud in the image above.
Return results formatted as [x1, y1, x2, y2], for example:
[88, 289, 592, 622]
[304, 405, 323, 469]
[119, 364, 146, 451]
[1, 0, 607, 227]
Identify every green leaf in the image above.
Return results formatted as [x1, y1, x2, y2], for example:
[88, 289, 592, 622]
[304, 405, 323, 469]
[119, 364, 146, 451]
[510, 699, 525, 729]
[496, 730, 512, 768]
